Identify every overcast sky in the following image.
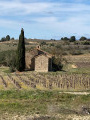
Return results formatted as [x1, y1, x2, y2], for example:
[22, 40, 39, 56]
[0, 0, 90, 39]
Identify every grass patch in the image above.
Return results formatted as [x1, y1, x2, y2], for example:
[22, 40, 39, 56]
[3, 69, 10, 74]
[0, 90, 89, 116]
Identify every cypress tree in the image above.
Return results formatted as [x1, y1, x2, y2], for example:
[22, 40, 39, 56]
[16, 28, 25, 71]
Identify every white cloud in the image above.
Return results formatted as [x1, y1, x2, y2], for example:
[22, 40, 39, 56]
[0, 0, 90, 39]
[0, 1, 50, 15]
[0, 1, 90, 16]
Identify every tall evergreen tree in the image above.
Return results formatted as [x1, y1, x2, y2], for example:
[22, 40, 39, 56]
[16, 28, 25, 71]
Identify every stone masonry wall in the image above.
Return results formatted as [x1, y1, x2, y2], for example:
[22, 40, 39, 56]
[35, 55, 49, 72]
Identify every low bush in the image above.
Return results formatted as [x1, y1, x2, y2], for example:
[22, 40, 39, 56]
[52, 57, 63, 71]
[70, 50, 83, 55]
[0, 50, 16, 72]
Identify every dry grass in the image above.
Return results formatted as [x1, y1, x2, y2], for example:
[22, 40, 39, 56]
[0, 68, 90, 91]
[64, 54, 90, 68]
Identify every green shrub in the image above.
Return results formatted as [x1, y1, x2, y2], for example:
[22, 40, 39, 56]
[52, 57, 63, 71]
[70, 50, 83, 55]
[70, 36, 76, 42]
[50, 43, 54, 47]
[82, 41, 90, 45]
[0, 50, 17, 72]
[79, 36, 87, 41]
[0, 50, 16, 65]
[40, 41, 47, 46]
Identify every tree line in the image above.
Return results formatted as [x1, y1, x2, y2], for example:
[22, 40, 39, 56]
[61, 36, 90, 42]
[0, 34, 90, 42]
[0, 35, 14, 42]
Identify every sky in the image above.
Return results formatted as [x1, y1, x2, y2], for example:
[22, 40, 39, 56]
[0, 0, 90, 39]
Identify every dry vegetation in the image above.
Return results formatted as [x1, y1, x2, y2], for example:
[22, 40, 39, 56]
[0, 69, 90, 91]
[65, 54, 90, 67]
[0, 40, 90, 120]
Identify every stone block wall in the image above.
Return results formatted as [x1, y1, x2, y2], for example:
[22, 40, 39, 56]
[35, 55, 49, 72]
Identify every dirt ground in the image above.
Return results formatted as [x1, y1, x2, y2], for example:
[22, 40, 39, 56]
[59, 92, 90, 95]
[0, 114, 90, 120]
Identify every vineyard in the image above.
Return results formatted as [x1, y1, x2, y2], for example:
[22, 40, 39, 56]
[0, 68, 90, 91]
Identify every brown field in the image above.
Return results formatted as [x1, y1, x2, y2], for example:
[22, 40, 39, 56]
[0, 67, 89, 91]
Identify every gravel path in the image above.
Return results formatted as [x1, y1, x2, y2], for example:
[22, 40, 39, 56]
[59, 92, 90, 95]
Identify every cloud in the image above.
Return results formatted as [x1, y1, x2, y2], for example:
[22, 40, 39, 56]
[0, 0, 90, 16]
[0, 1, 50, 16]
[0, 0, 90, 39]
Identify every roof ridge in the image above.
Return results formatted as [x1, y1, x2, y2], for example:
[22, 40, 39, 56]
[36, 48, 52, 56]
[34, 54, 50, 58]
